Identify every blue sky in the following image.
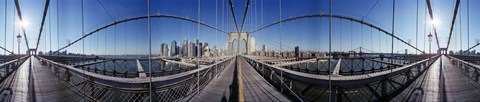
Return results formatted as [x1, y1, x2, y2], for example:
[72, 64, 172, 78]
[0, 0, 479, 55]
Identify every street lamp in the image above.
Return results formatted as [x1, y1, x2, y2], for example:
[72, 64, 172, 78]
[16, 34, 21, 55]
[428, 33, 433, 54]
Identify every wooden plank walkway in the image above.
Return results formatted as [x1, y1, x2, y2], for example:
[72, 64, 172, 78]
[393, 55, 480, 101]
[0, 56, 86, 102]
[190, 58, 290, 102]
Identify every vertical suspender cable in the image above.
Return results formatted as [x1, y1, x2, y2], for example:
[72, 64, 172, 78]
[57, 0, 59, 54]
[391, 0, 395, 73]
[125, 22, 127, 57]
[328, 0, 333, 101]
[279, 0, 283, 92]
[279, 0, 282, 55]
[4, 0, 6, 55]
[424, 1, 426, 53]
[114, 25, 116, 55]
[13, 4, 15, 54]
[81, 0, 84, 55]
[214, 0, 218, 55]
[460, 1, 462, 53]
[416, 0, 418, 54]
[340, 19, 342, 51]
[197, 0, 200, 94]
[49, 4, 51, 53]
[80, 0, 86, 100]
[147, 0, 152, 101]
[467, 0, 469, 53]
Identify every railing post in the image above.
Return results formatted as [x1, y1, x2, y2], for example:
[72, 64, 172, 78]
[475, 67, 479, 82]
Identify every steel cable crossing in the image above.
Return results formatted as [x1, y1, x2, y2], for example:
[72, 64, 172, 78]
[445, 0, 461, 51]
[425, 0, 440, 49]
[13, 0, 30, 49]
[250, 14, 426, 54]
[54, 15, 228, 52]
[34, 0, 51, 50]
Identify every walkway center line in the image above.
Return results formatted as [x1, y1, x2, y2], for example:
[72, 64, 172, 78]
[238, 59, 245, 102]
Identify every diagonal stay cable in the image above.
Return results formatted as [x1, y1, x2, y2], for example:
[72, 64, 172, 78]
[35, 0, 51, 50]
[445, 0, 461, 51]
[425, 0, 441, 49]
[248, 14, 426, 54]
[54, 15, 227, 52]
[363, 0, 380, 20]
[238, 0, 251, 33]
[96, 0, 115, 22]
[465, 43, 480, 52]
[0, 46, 14, 55]
[14, 0, 30, 49]
[228, 0, 240, 33]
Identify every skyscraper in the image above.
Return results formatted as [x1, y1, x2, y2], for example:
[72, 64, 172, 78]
[160, 43, 166, 56]
[171, 40, 177, 56]
[262, 44, 266, 52]
[295, 46, 300, 58]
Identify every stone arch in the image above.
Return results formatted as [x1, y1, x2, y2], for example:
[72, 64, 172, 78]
[227, 32, 255, 55]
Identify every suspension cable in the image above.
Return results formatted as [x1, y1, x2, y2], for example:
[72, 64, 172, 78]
[424, 1, 426, 53]
[14, 0, 30, 50]
[13, 2, 15, 54]
[96, 0, 115, 21]
[3, 0, 6, 55]
[57, 0, 59, 54]
[147, 0, 152, 101]
[238, 0, 251, 33]
[34, 0, 51, 50]
[228, 0, 240, 33]
[425, 0, 441, 49]
[416, 0, 418, 54]
[391, 0, 395, 74]
[467, 0, 470, 52]
[328, 0, 332, 101]
[445, 0, 461, 51]
[364, 0, 380, 20]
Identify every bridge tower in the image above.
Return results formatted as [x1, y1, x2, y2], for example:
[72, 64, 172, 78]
[227, 32, 256, 55]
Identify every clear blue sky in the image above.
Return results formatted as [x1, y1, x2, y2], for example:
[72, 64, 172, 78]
[0, 0, 479, 55]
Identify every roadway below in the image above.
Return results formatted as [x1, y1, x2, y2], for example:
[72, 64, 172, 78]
[393, 55, 480, 101]
[190, 57, 289, 102]
[0, 56, 86, 102]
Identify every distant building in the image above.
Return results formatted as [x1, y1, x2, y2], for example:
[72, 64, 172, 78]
[294, 46, 299, 58]
[160, 43, 169, 56]
[171, 40, 177, 56]
[262, 44, 266, 52]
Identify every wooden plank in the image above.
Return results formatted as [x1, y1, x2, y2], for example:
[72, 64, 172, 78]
[136, 59, 147, 78]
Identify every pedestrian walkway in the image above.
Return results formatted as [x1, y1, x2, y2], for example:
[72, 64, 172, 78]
[393, 55, 480, 101]
[0, 56, 87, 102]
[190, 57, 290, 102]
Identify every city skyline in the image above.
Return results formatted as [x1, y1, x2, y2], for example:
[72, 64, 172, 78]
[1, 0, 480, 55]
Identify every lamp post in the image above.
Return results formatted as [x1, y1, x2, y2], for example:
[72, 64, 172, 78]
[428, 33, 433, 54]
[16, 34, 21, 55]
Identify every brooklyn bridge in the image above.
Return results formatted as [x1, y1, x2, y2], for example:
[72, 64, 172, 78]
[0, 0, 479, 101]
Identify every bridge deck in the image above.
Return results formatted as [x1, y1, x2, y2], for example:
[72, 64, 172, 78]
[190, 58, 289, 102]
[0, 56, 86, 101]
[393, 55, 480, 101]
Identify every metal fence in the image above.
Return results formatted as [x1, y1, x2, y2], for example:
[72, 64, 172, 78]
[242, 55, 439, 102]
[37, 55, 234, 102]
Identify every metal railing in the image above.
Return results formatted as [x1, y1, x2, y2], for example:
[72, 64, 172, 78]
[37, 55, 234, 102]
[249, 55, 434, 76]
[0, 56, 28, 84]
[447, 55, 480, 84]
[38, 55, 220, 78]
[241, 55, 439, 102]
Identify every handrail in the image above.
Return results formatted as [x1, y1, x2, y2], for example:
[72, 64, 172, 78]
[36, 56, 235, 89]
[448, 55, 480, 69]
[241, 55, 439, 86]
[0, 56, 28, 67]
